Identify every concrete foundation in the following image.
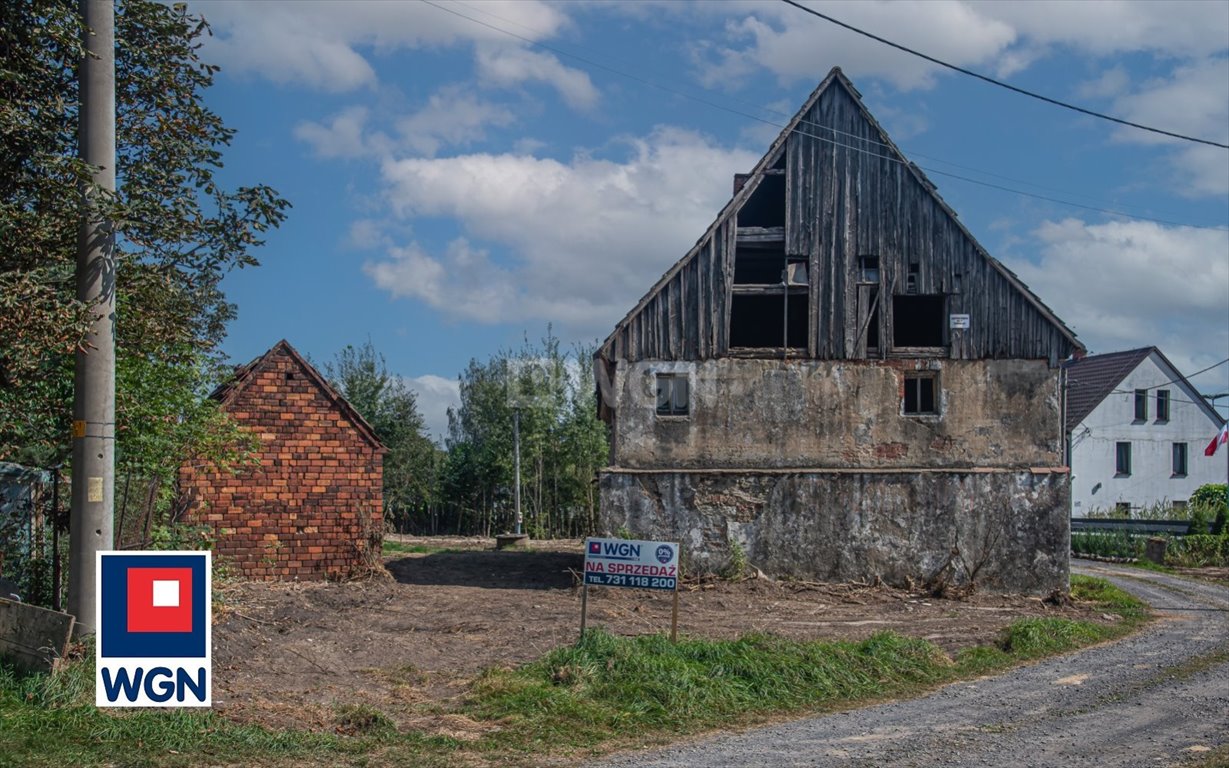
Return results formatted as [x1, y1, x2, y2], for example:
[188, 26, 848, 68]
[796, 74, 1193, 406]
[600, 469, 1070, 594]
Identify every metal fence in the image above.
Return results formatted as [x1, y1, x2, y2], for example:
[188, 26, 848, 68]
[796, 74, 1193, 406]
[1070, 517, 1199, 536]
[1, 463, 173, 609]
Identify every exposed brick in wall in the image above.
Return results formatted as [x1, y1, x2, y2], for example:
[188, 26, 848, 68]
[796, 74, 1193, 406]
[178, 341, 385, 581]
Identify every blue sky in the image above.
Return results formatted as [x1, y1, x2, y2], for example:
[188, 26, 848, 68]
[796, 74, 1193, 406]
[190, 0, 1229, 440]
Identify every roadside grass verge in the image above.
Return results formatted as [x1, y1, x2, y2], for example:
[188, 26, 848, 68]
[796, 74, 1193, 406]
[0, 575, 1149, 767]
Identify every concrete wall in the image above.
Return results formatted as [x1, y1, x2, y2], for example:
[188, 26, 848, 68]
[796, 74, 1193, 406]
[600, 469, 1070, 594]
[611, 358, 1062, 470]
[1071, 353, 1227, 515]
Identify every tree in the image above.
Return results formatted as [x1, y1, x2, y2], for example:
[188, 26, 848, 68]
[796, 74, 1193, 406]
[440, 331, 609, 538]
[325, 341, 439, 530]
[0, 0, 288, 470]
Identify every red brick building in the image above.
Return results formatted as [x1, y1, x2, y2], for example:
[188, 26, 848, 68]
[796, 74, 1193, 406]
[179, 340, 385, 580]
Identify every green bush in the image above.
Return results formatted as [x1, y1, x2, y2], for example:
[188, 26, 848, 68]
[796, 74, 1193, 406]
[1167, 535, 1229, 568]
[1191, 484, 1228, 535]
[1190, 483, 1228, 510]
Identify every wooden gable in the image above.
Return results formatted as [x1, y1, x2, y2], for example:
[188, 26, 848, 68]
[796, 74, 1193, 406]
[598, 67, 1082, 368]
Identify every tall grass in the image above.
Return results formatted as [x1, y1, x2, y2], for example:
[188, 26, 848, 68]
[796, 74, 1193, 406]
[1, 576, 1148, 766]
[1070, 530, 1147, 559]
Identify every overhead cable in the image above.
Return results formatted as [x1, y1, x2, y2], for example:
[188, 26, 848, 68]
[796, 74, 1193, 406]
[778, 0, 1229, 150]
[421, 0, 1228, 230]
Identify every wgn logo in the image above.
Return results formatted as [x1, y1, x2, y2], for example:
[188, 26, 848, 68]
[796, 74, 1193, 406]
[95, 551, 211, 707]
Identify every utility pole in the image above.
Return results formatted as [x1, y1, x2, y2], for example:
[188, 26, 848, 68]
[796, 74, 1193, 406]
[68, 0, 116, 634]
[513, 408, 522, 535]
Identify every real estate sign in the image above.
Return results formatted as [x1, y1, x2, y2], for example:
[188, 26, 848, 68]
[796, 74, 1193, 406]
[584, 537, 678, 591]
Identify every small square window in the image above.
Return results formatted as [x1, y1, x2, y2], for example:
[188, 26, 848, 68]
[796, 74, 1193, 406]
[903, 372, 937, 415]
[858, 255, 880, 283]
[1134, 389, 1147, 421]
[1172, 442, 1188, 477]
[1172, 500, 1188, 512]
[1115, 501, 1131, 517]
[1115, 441, 1132, 476]
[1156, 390, 1170, 421]
[655, 373, 689, 417]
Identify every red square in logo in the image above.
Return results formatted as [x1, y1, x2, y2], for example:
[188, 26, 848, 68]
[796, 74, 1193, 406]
[126, 568, 193, 633]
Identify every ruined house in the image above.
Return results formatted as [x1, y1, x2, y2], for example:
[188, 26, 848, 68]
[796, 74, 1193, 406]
[179, 340, 385, 580]
[594, 68, 1084, 594]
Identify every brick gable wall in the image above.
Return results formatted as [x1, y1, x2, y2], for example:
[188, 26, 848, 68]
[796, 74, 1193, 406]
[179, 348, 383, 580]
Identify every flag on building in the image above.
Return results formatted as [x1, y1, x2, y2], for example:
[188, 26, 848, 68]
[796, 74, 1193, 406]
[1206, 423, 1229, 457]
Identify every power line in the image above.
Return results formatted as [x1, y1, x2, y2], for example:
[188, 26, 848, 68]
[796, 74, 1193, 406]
[778, 0, 1229, 150]
[458, 0, 1218, 213]
[1105, 358, 1229, 393]
[421, 0, 1227, 231]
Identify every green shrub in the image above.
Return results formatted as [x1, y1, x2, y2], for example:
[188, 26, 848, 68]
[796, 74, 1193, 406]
[1190, 483, 1228, 511]
[1187, 505, 1212, 535]
[1167, 535, 1229, 568]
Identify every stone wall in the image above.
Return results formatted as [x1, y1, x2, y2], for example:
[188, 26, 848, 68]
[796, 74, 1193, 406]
[610, 358, 1062, 470]
[179, 346, 383, 580]
[600, 469, 1069, 594]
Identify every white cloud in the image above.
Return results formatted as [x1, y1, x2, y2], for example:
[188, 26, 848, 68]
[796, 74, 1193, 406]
[977, 1, 1229, 59]
[475, 45, 600, 110]
[366, 128, 759, 334]
[692, 1, 1017, 91]
[404, 374, 461, 444]
[200, 0, 570, 91]
[364, 239, 518, 324]
[1010, 218, 1229, 393]
[296, 89, 518, 161]
[1107, 57, 1229, 197]
[692, 2, 1227, 114]
[397, 87, 517, 157]
[294, 106, 390, 159]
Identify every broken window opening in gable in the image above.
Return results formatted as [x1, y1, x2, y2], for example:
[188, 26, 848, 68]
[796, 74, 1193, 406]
[736, 173, 785, 229]
[729, 292, 808, 350]
[655, 373, 689, 417]
[858, 255, 880, 284]
[892, 294, 945, 348]
[734, 241, 787, 284]
[906, 262, 920, 294]
[903, 372, 937, 415]
[858, 286, 881, 353]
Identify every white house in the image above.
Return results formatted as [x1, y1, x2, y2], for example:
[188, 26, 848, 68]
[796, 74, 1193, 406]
[1065, 347, 1227, 516]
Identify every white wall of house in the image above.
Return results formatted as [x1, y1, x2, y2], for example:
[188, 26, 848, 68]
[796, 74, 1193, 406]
[1070, 352, 1227, 516]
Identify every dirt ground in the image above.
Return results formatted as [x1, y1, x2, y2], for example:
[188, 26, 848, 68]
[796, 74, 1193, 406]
[211, 536, 1119, 736]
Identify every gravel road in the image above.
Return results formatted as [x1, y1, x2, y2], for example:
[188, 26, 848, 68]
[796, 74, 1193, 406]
[597, 561, 1229, 768]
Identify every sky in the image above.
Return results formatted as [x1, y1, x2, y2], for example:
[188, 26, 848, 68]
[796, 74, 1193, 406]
[188, 0, 1229, 441]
